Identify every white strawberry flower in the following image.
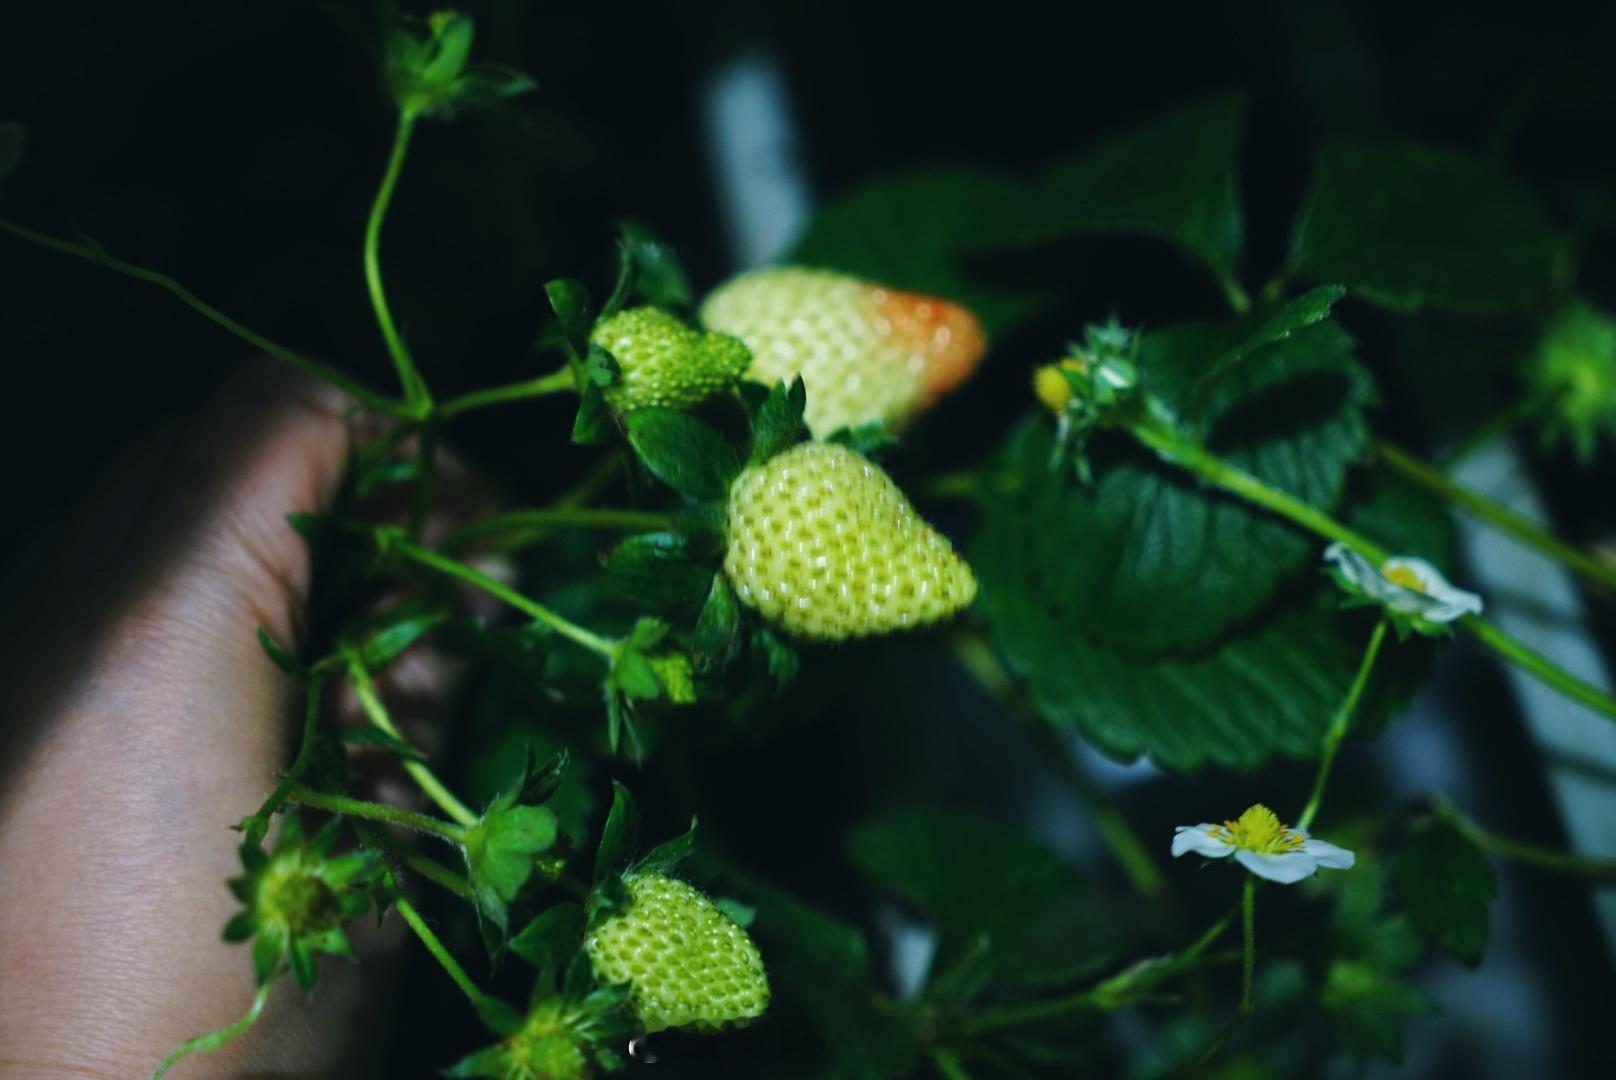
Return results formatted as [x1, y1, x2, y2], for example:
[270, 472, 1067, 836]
[1172, 804, 1355, 885]
[1323, 542, 1482, 628]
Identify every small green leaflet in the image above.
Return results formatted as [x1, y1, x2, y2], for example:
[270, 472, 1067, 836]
[1395, 816, 1497, 966]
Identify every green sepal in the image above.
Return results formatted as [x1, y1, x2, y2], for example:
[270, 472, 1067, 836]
[592, 781, 639, 886]
[354, 611, 445, 671]
[749, 626, 799, 694]
[633, 817, 697, 877]
[603, 220, 694, 317]
[439, 1043, 509, 1078]
[252, 928, 284, 986]
[546, 278, 594, 360]
[256, 627, 303, 677]
[693, 573, 744, 674]
[571, 382, 615, 446]
[748, 377, 808, 466]
[475, 996, 526, 1038]
[826, 421, 899, 457]
[625, 409, 741, 500]
[603, 532, 715, 611]
[288, 936, 318, 994]
[510, 902, 586, 980]
[562, 949, 598, 1004]
[222, 911, 256, 943]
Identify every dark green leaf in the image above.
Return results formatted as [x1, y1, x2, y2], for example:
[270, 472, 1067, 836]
[977, 319, 1372, 658]
[593, 781, 639, 885]
[545, 278, 594, 358]
[509, 902, 586, 977]
[602, 532, 715, 610]
[825, 422, 900, 457]
[750, 626, 799, 694]
[693, 574, 744, 674]
[792, 167, 1049, 333]
[1395, 817, 1496, 966]
[354, 455, 421, 498]
[465, 805, 560, 927]
[516, 746, 570, 807]
[256, 627, 302, 677]
[748, 377, 807, 466]
[635, 817, 697, 876]
[624, 409, 740, 499]
[1008, 93, 1247, 289]
[288, 937, 318, 994]
[331, 724, 426, 762]
[357, 612, 444, 670]
[570, 382, 616, 446]
[1290, 141, 1561, 313]
[846, 807, 1125, 993]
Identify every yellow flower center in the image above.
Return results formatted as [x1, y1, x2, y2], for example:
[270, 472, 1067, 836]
[1381, 563, 1427, 593]
[1211, 804, 1305, 855]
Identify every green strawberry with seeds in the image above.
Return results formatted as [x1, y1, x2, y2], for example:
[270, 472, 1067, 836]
[583, 873, 768, 1033]
[590, 307, 750, 413]
[722, 441, 977, 641]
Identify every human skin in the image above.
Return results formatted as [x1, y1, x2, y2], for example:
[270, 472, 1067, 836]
[0, 363, 436, 1078]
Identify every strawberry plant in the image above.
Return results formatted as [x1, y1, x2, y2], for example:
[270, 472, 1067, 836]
[4, 6, 1616, 1079]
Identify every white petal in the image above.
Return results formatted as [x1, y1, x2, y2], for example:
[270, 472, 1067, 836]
[1234, 849, 1319, 884]
[1302, 838, 1356, 869]
[1172, 825, 1235, 859]
[1380, 558, 1483, 621]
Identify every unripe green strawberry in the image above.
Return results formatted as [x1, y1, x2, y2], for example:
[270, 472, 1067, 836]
[584, 873, 769, 1033]
[699, 266, 987, 436]
[590, 307, 750, 413]
[723, 442, 977, 640]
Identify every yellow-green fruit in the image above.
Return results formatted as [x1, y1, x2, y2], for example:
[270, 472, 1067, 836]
[591, 307, 750, 413]
[723, 442, 977, 640]
[699, 266, 987, 436]
[584, 874, 769, 1033]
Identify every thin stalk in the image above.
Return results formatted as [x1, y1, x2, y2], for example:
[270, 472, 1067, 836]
[442, 506, 673, 554]
[1377, 439, 1616, 596]
[1170, 882, 1257, 1076]
[931, 1048, 977, 1080]
[1127, 418, 1616, 720]
[394, 894, 488, 1011]
[1438, 391, 1555, 469]
[243, 669, 332, 845]
[0, 217, 399, 415]
[347, 658, 477, 828]
[151, 978, 275, 1079]
[1435, 795, 1616, 879]
[1218, 273, 1253, 316]
[354, 821, 476, 902]
[438, 366, 577, 418]
[1297, 620, 1388, 832]
[286, 786, 468, 846]
[364, 111, 430, 411]
[391, 537, 618, 659]
[949, 633, 1169, 902]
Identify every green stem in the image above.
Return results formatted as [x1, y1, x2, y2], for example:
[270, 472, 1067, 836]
[438, 366, 577, 418]
[1438, 392, 1555, 469]
[242, 670, 331, 846]
[286, 786, 468, 845]
[1377, 439, 1616, 596]
[1219, 274, 1253, 316]
[1240, 875, 1256, 1010]
[365, 111, 430, 412]
[394, 893, 488, 1010]
[1297, 620, 1388, 832]
[0, 217, 400, 415]
[151, 977, 274, 1079]
[391, 537, 619, 659]
[347, 658, 477, 828]
[1128, 418, 1616, 720]
[931, 1048, 977, 1080]
[442, 506, 673, 555]
[949, 633, 1169, 902]
[1435, 795, 1616, 879]
[354, 821, 476, 902]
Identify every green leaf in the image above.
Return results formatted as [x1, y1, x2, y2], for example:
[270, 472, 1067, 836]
[977, 318, 1372, 658]
[514, 746, 570, 807]
[331, 724, 426, 762]
[545, 278, 594, 358]
[1395, 817, 1496, 966]
[256, 627, 302, 677]
[1290, 141, 1561, 313]
[612, 220, 693, 313]
[693, 573, 744, 674]
[624, 409, 740, 499]
[749, 626, 799, 693]
[465, 804, 560, 929]
[602, 532, 715, 610]
[791, 167, 1048, 334]
[846, 807, 1124, 994]
[1321, 957, 1439, 1063]
[288, 937, 318, 994]
[1009, 93, 1247, 290]
[509, 902, 585, 979]
[825, 422, 899, 457]
[357, 612, 444, 670]
[748, 377, 808, 466]
[608, 648, 661, 701]
[593, 781, 639, 885]
[570, 382, 615, 446]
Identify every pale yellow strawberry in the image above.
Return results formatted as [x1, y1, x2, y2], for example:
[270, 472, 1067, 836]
[723, 442, 977, 640]
[699, 266, 986, 436]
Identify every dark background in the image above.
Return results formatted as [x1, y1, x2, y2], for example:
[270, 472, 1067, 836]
[5, 2, 1616, 1077]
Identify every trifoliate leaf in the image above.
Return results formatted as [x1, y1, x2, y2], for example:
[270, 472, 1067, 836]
[1395, 817, 1497, 967]
[466, 805, 560, 929]
[1290, 141, 1561, 314]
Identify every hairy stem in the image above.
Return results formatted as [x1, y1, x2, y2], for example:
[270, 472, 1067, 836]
[242, 670, 332, 845]
[286, 786, 468, 846]
[1297, 620, 1388, 832]
[442, 506, 673, 554]
[0, 217, 400, 415]
[1435, 794, 1616, 879]
[438, 366, 577, 418]
[1376, 439, 1616, 596]
[347, 657, 477, 828]
[394, 893, 489, 1011]
[391, 537, 619, 659]
[151, 978, 274, 1079]
[365, 111, 430, 411]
